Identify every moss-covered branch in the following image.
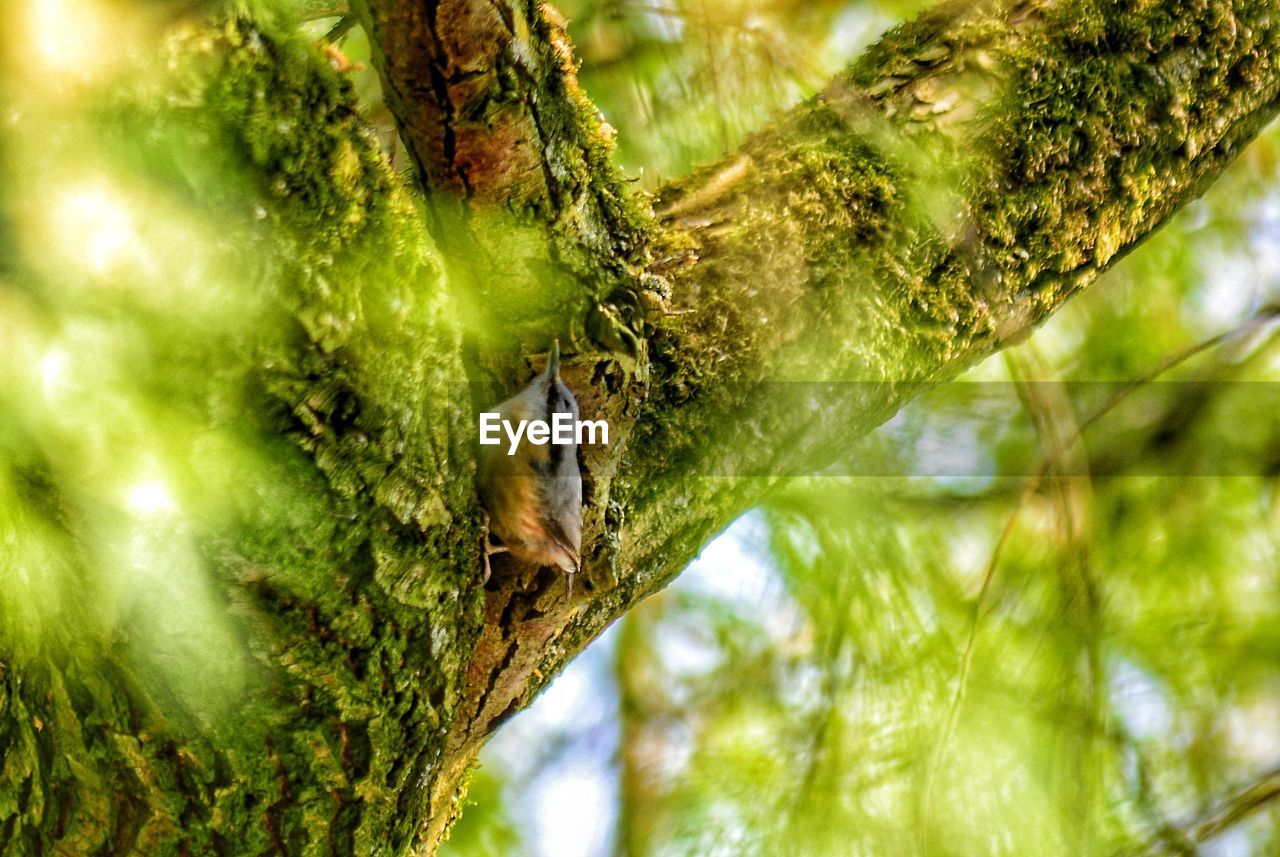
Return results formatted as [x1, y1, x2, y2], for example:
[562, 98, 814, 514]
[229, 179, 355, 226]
[369, 0, 1280, 849]
[618, 0, 1280, 587]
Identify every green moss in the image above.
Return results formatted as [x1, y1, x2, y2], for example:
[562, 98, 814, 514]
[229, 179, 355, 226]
[970, 0, 1280, 318]
[1, 12, 486, 855]
[622, 0, 1280, 631]
[6, 0, 1280, 851]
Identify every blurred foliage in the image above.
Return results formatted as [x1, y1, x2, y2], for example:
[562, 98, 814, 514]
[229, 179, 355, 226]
[554, 0, 926, 182]
[0, 0, 290, 689]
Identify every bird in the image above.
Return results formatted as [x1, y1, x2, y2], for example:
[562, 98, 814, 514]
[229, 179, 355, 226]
[477, 341, 583, 590]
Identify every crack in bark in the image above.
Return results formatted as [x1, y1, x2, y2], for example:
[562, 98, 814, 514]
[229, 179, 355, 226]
[516, 62, 569, 218]
[468, 604, 521, 738]
[425, 0, 474, 200]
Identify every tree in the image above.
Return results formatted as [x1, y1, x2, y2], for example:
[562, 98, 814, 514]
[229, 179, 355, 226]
[1, 0, 1278, 853]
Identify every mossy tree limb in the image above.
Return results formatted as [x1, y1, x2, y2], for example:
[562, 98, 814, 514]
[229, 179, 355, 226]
[354, 0, 1280, 847]
[619, 0, 1280, 586]
[350, 0, 654, 361]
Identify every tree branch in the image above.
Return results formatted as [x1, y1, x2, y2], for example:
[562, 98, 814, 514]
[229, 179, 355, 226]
[343, 0, 1280, 848]
[351, 0, 653, 353]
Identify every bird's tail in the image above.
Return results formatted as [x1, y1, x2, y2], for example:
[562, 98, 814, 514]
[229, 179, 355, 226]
[547, 339, 560, 377]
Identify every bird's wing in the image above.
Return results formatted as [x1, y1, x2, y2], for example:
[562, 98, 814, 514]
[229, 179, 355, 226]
[538, 477, 582, 570]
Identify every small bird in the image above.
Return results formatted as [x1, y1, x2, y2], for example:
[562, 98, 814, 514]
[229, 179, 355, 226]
[477, 341, 583, 589]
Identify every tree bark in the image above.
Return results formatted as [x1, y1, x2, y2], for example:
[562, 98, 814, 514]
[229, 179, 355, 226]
[2, 0, 1278, 854]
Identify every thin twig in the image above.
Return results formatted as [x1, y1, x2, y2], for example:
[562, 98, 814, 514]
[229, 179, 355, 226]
[324, 16, 356, 43]
[1122, 764, 1280, 856]
[1008, 344, 1103, 855]
[298, 2, 350, 22]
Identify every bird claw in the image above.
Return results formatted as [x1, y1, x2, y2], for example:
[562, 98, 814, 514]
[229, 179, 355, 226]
[479, 512, 508, 584]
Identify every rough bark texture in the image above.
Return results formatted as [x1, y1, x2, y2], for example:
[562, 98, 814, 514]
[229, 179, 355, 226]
[2, 0, 1279, 854]
[2, 16, 478, 854]
[351, 0, 654, 369]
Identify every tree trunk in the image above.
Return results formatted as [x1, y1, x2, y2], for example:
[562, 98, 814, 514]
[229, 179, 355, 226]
[2, 0, 1278, 853]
